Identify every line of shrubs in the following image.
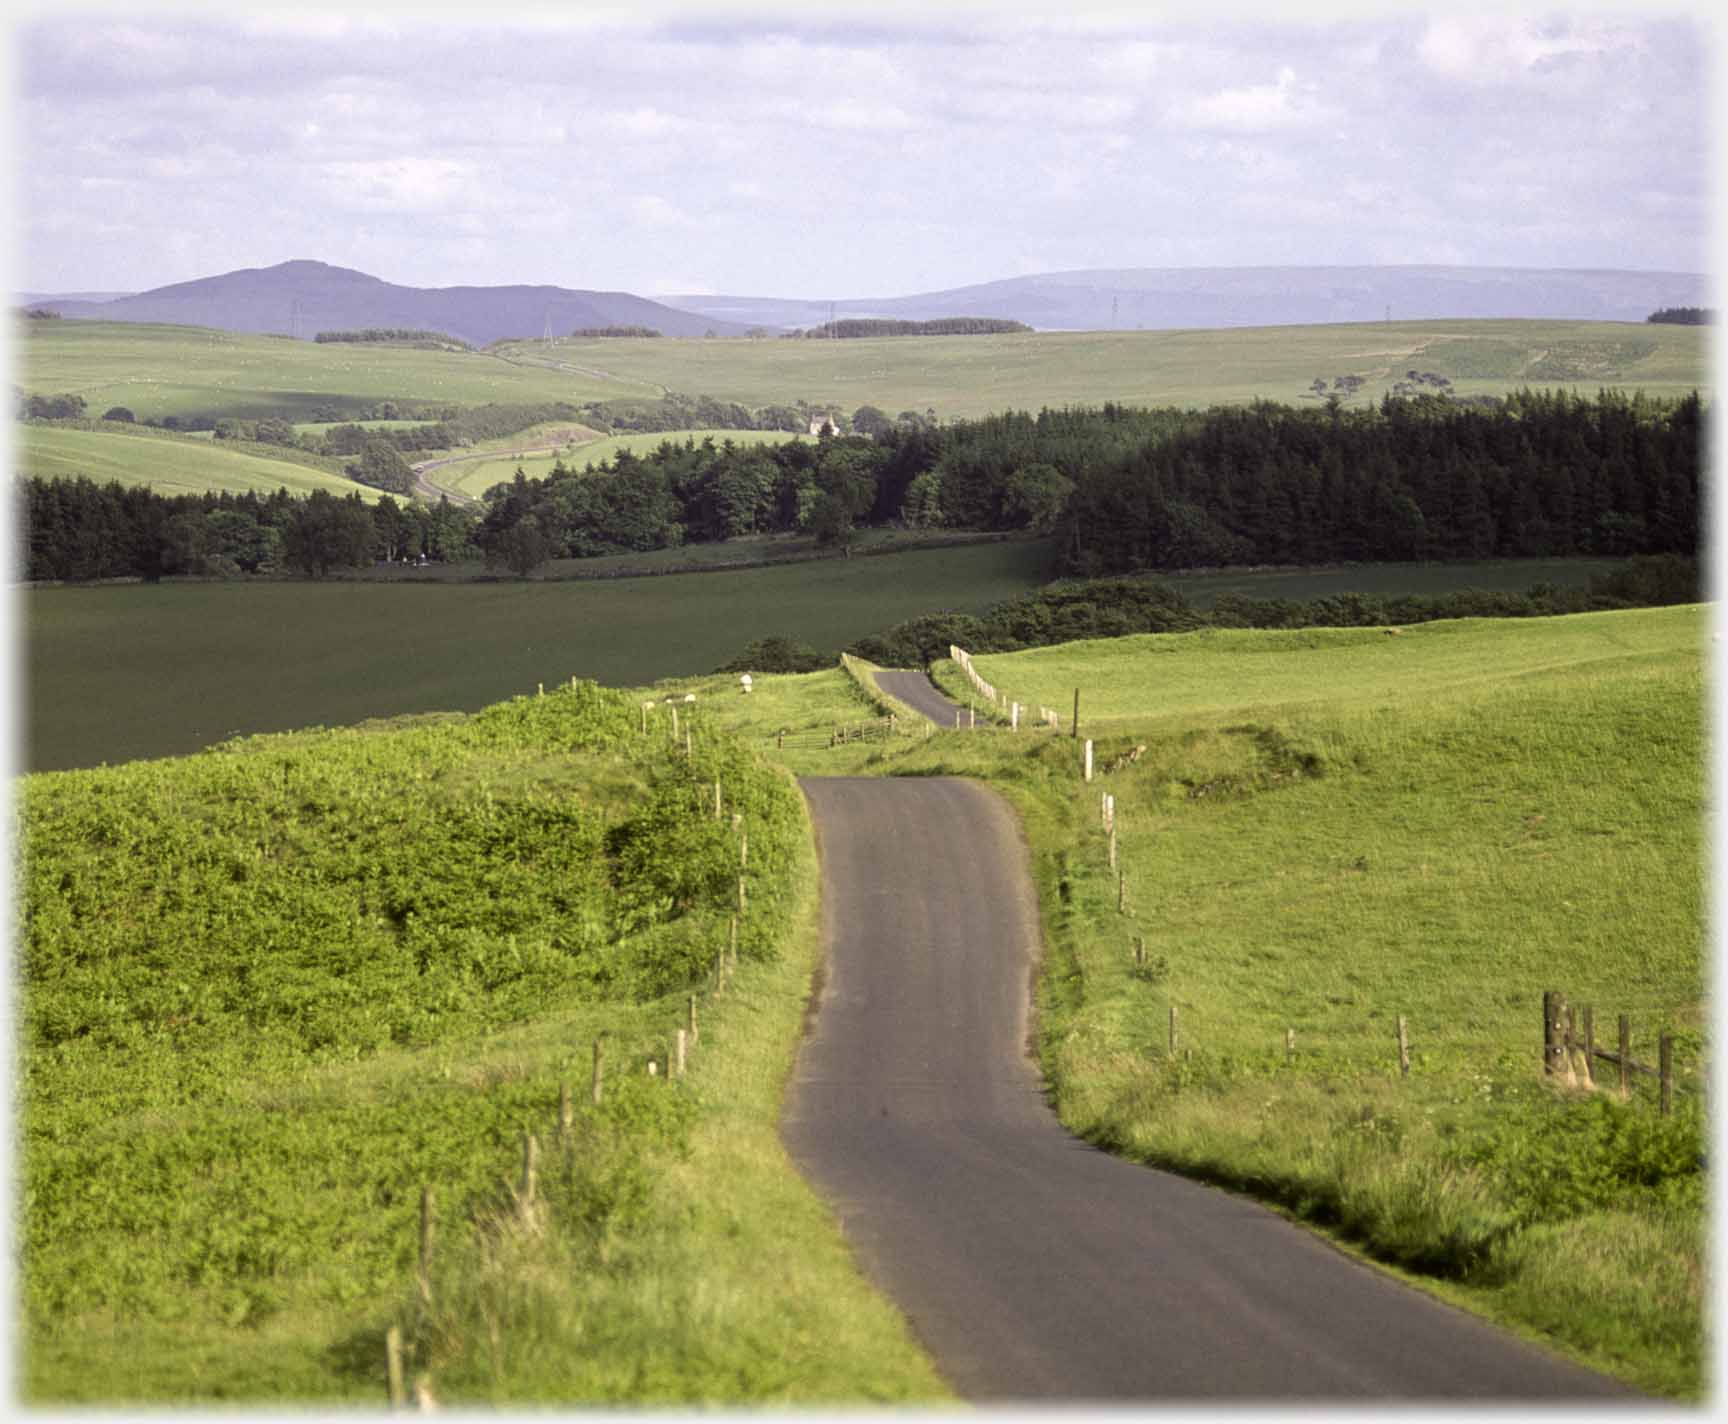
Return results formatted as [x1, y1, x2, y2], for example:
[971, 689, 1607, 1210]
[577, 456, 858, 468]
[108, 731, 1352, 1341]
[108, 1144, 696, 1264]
[716, 556, 1702, 674]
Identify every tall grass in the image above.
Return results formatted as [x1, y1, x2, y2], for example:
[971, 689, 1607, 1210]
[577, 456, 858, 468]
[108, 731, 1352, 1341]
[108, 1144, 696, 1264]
[19, 683, 948, 1404]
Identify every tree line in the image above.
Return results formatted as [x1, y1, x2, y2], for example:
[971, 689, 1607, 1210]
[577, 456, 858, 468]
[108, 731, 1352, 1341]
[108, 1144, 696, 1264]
[570, 325, 662, 338]
[20, 388, 1704, 584]
[799, 317, 1033, 338]
[1048, 389, 1702, 575]
[18, 478, 480, 582]
[1647, 308, 1713, 325]
[313, 329, 472, 347]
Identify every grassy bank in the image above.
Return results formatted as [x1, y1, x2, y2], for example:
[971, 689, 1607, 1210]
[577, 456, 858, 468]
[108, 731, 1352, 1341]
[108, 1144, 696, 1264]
[19, 682, 948, 1404]
[16, 422, 380, 499]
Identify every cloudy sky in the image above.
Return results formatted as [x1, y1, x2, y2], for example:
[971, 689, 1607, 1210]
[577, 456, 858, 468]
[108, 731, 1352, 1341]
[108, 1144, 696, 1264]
[10, 3, 1719, 300]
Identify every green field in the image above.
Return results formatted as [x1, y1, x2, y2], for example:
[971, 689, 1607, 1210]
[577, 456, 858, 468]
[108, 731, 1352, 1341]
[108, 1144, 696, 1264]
[20, 539, 1056, 771]
[22, 317, 1709, 434]
[438, 428, 814, 500]
[18, 321, 653, 423]
[16, 423, 381, 499]
[937, 606, 1684, 726]
[24, 547, 1641, 773]
[492, 318, 1710, 419]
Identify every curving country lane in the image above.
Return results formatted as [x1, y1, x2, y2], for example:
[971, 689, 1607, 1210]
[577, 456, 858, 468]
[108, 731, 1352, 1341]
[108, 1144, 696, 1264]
[780, 673, 1633, 1402]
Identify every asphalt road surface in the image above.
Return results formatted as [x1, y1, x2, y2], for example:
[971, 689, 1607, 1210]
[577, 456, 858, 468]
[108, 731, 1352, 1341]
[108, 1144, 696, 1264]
[872, 667, 975, 729]
[783, 770, 1635, 1402]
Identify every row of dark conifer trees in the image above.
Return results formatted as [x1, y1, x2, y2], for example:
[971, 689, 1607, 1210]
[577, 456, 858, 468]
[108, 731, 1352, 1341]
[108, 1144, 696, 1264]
[18, 388, 1703, 583]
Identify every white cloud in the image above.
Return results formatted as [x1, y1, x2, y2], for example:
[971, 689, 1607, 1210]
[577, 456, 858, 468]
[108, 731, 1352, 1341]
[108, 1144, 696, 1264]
[624, 194, 697, 229]
[608, 107, 691, 138]
[1417, 17, 1643, 84]
[1173, 66, 1329, 133]
[317, 158, 471, 214]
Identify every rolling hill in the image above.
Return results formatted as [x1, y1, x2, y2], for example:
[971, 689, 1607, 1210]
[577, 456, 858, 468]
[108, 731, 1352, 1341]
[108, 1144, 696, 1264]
[27, 259, 748, 345]
[661, 264, 1709, 333]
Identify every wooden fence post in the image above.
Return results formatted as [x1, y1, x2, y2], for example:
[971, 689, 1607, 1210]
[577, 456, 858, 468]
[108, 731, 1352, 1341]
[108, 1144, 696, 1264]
[690, 993, 700, 1044]
[1084, 739, 1094, 782]
[558, 1082, 573, 1137]
[1580, 1006, 1596, 1088]
[1072, 687, 1080, 739]
[520, 1134, 539, 1211]
[418, 1186, 434, 1306]
[1563, 1003, 1579, 1087]
[1285, 1027, 1295, 1062]
[386, 1325, 406, 1409]
[1168, 1004, 1179, 1058]
[1397, 1015, 1410, 1077]
[671, 705, 679, 741]
[592, 1037, 605, 1106]
[1108, 826, 1117, 869]
[1542, 990, 1567, 1077]
[1660, 1033, 1673, 1116]
[1117, 868, 1126, 914]
[714, 779, 722, 818]
[675, 1028, 687, 1077]
[1618, 1014, 1631, 1101]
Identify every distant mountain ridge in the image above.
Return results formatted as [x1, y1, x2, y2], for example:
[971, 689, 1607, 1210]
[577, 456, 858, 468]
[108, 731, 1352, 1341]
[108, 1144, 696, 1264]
[20, 260, 1708, 341]
[660, 264, 1710, 332]
[26, 260, 746, 344]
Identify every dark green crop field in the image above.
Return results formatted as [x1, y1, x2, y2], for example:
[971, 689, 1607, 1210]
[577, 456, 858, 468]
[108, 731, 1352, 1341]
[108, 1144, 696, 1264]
[22, 547, 1635, 773]
[20, 540, 1055, 772]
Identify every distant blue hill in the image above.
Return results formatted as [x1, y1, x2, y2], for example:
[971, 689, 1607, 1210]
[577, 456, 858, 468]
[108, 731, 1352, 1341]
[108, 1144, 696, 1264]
[26, 259, 747, 344]
[660, 264, 1709, 332]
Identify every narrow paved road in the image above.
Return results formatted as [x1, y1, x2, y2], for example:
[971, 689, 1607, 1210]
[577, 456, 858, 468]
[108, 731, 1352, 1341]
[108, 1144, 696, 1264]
[872, 667, 972, 727]
[783, 770, 1634, 1402]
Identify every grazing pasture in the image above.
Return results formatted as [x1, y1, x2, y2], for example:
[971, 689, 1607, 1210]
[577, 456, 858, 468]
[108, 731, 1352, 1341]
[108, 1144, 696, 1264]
[493, 318, 1709, 420]
[18, 320, 649, 423]
[439, 428, 814, 500]
[16, 423, 380, 499]
[21, 317, 1707, 436]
